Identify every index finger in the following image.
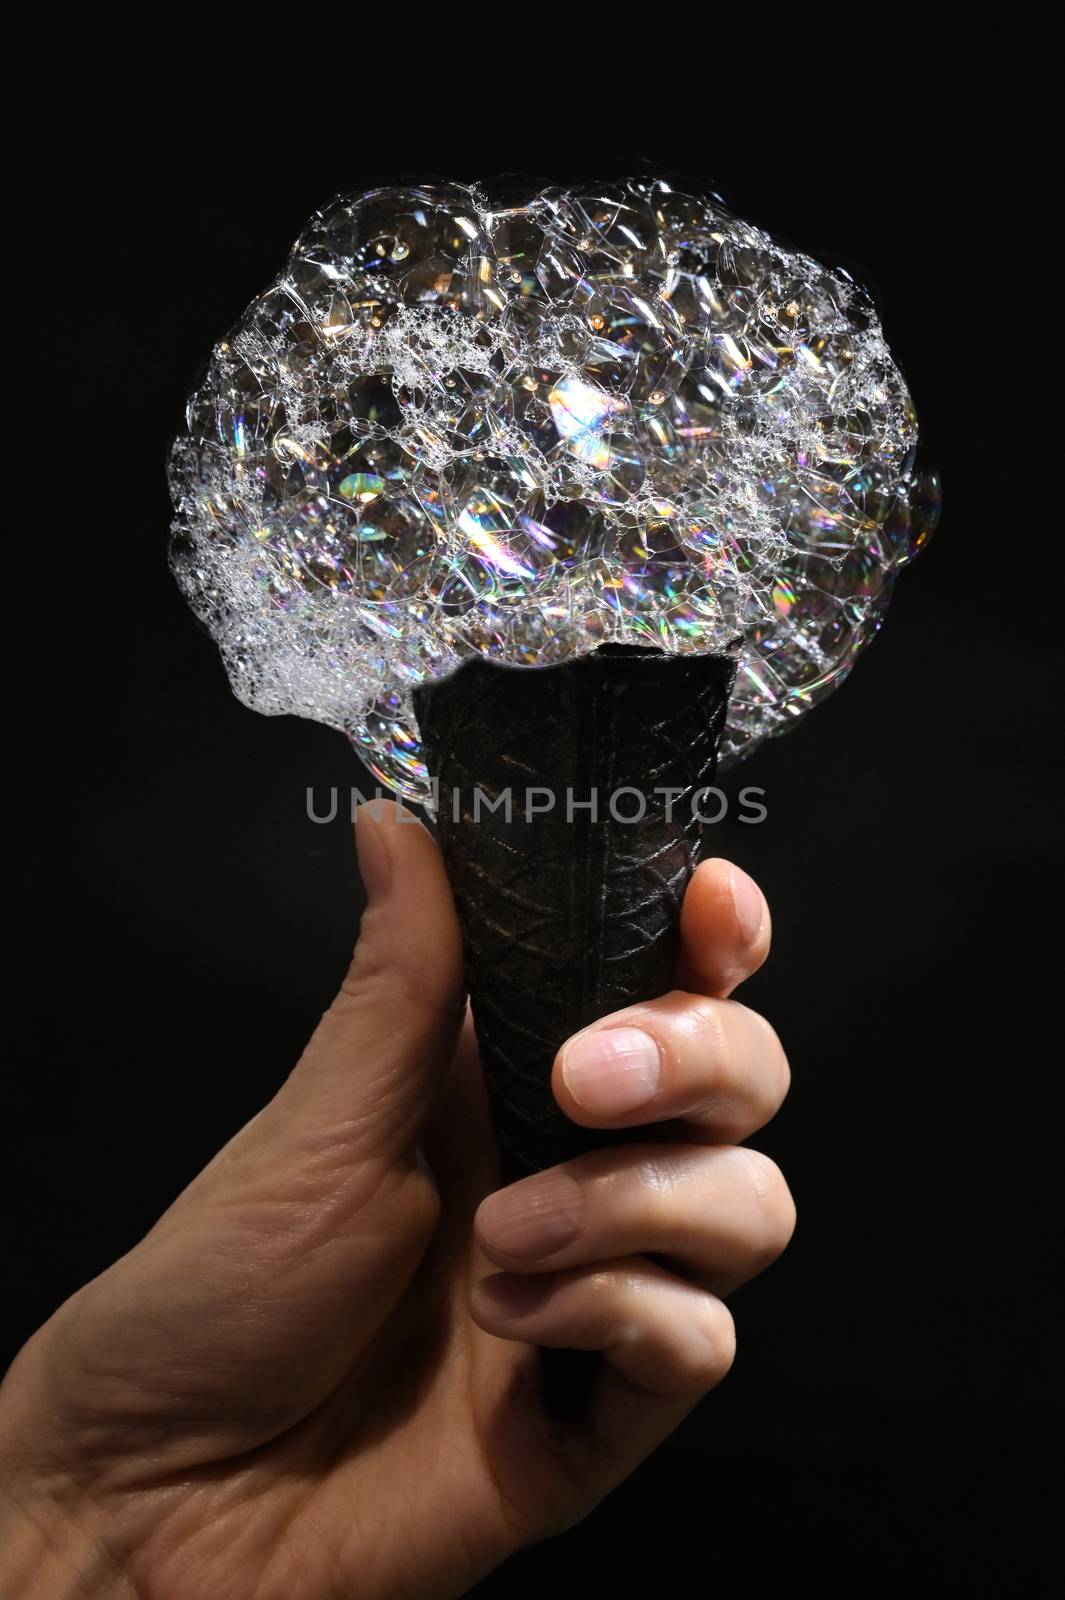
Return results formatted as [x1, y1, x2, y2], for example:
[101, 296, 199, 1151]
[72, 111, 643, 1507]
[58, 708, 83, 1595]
[675, 858, 771, 999]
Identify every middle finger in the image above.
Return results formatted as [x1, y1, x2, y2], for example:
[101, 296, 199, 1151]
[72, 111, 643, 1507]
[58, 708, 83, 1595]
[551, 990, 790, 1143]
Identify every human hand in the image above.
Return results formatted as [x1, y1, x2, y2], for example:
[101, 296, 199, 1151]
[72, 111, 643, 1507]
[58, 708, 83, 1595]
[0, 802, 795, 1600]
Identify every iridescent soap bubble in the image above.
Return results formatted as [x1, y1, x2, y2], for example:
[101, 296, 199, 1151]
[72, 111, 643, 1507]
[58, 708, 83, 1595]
[169, 178, 939, 798]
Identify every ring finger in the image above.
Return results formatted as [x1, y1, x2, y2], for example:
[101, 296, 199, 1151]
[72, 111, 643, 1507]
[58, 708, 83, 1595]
[474, 1140, 796, 1298]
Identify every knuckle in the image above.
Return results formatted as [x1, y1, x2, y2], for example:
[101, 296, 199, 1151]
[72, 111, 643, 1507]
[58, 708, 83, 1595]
[332, 935, 464, 1031]
[774, 1043, 792, 1106]
[734, 1004, 790, 1116]
[674, 995, 733, 1095]
[587, 1266, 622, 1300]
[755, 1013, 792, 1108]
[337, 926, 394, 1000]
[632, 1147, 696, 1203]
[334, 946, 415, 1023]
[678, 1298, 737, 1392]
[732, 1147, 797, 1261]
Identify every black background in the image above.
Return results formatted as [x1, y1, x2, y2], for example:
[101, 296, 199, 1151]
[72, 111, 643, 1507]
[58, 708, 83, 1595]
[6, 45, 1058, 1598]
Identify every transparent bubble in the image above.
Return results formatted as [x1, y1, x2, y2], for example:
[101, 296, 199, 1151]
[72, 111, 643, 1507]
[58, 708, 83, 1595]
[348, 691, 430, 801]
[171, 178, 934, 799]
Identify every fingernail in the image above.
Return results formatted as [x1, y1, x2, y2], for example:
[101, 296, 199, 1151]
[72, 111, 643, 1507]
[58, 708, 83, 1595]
[355, 805, 392, 902]
[728, 866, 763, 944]
[561, 1026, 661, 1115]
[476, 1170, 585, 1261]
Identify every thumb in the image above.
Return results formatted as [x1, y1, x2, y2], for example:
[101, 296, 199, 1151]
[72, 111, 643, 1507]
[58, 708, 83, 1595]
[274, 798, 468, 1168]
[179, 798, 465, 1224]
[20, 802, 469, 1472]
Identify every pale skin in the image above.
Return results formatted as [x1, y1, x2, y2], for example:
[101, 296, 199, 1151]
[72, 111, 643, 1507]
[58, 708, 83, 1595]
[0, 802, 796, 1600]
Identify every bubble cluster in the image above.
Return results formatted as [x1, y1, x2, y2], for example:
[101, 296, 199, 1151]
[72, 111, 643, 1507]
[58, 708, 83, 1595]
[169, 178, 939, 797]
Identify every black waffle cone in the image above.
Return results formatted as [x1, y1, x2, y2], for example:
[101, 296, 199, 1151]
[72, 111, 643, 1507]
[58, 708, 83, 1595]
[412, 644, 737, 1184]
